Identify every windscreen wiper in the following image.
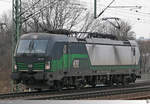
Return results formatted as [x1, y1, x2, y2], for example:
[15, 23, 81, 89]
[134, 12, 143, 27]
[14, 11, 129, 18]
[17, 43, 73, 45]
[28, 40, 34, 53]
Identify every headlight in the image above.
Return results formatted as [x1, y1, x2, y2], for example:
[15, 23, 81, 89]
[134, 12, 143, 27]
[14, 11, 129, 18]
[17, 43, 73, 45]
[45, 61, 50, 70]
[14, 64, 17, 71]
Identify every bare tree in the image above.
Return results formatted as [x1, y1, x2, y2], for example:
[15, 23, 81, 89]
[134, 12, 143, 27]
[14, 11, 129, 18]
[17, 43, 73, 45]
[80, 15, 136, 40]
[79, 13, 110, 33]
[109, 20, 135, 40]
[21, 0, 87, 33]
[0, 13, 12, 93]
[138, 40, 150, 73]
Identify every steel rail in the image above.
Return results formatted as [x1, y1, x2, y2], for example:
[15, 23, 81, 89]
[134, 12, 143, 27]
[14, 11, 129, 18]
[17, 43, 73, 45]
[28, 85, 150, 100]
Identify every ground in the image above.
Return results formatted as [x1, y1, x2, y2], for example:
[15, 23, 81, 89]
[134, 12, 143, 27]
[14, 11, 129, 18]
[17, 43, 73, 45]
[0, 69, 11, 93]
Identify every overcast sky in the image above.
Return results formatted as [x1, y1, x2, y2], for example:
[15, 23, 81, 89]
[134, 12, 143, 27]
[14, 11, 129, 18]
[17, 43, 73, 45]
[0, 0, 11, 15]
[0, 0, 150, 38]
[78, 0, 150, 39]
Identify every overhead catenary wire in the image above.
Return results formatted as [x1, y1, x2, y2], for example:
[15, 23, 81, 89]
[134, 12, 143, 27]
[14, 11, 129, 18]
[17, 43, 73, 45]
[97, 0, 115, 18]
[23, 1, 56, 22]
[23, 0, 87, 23]
[108, 8, 150, 17]
[81, 1, 150, 21]
[80, 0, 143, 18]
[105, 8, 150, 19]
[98, 6, 149, 20]
[19, 0, 42, 17]
[79, 0, 149, 13]
[109, 6, 142, 9]
[74, 0, 149, 22]
[21, 0, 150, 28]
[102, 9, 150, 24]
[108, 8, 150, 20]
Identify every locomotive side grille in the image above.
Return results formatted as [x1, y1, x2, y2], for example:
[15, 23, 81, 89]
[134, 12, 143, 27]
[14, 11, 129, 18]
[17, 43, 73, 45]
[33, 63, 45, 70]
[17, 63, 28, 70]
[17, 62, 45, 71]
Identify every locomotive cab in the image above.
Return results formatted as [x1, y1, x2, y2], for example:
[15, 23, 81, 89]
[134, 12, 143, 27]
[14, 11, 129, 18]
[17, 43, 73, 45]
[11, 33, 54, 87]
[14, 39, 49, 71]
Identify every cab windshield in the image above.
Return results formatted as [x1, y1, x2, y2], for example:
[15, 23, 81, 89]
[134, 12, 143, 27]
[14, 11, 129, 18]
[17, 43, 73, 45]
[17, 40, 48, 54]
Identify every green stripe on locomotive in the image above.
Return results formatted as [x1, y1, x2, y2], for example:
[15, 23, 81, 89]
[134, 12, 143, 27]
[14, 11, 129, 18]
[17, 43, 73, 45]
[49, 53, 140, 72]
[90, 65, 140, 70]
[50, 54, 88, 72]
[16, 62, 45, 71]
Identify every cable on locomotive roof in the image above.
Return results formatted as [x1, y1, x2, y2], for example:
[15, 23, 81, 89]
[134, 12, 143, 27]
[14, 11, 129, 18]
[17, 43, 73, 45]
[46, 29, 118, 40]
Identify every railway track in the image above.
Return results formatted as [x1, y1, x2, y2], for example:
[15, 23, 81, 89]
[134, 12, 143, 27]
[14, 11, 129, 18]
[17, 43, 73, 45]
[29, 85, 150, 100]
[0, 81, 150, 100]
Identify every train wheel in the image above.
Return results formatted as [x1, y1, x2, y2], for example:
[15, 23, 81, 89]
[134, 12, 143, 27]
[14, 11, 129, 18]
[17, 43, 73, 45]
[115, 81, 120, 86]
[54, 80, 62, 91]
[131, 74, 136, 83]
[91, 82, 96, 88]
[122, 77, 129, 86]
[108, 80, 113, 87]
[74, 80, 84, 89]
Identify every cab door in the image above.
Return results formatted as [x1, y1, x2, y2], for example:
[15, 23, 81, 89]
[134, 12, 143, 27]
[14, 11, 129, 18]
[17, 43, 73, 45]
[63, 43, 71, 71]
[132, 46, 136, 65]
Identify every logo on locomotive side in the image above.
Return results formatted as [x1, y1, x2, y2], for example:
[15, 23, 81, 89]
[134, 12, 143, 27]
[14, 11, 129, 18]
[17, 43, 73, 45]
[28, 64, 33, 68]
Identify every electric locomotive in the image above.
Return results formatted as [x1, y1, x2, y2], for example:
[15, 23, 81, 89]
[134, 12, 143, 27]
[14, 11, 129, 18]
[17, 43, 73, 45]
[11, 32, 141, 89]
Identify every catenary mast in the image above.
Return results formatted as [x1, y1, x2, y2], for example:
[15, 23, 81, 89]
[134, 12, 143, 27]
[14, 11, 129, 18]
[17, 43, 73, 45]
[12, 0, 22, 92]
